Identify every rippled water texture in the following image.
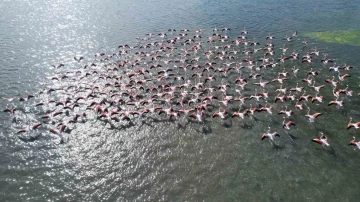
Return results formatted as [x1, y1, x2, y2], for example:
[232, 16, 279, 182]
[1, 0, 360, 201]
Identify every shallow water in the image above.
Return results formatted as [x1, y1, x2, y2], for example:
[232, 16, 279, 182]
[306, 30, 360, 46]
[1, 0, 360, 201]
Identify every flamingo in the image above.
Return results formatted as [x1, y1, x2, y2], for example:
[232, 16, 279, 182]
[295, 101, 303, 110]
[272, 76, 287, 84]
[308, 68, 319, 76]
[312, 133, 330, 147]
[347, 117, 360, 130]
[253, 78, 269, 88]
[248, 104, 258, 115]
[265, 34, 275, 40]
[17, 123, 42, 134]
[327, 98, 343, 107]
[258, 91, 269, 99]
[275, 85, 287, 94]
[232, 109, 250, 119]
[292, 66, 300, 75]
[278, 106, 293, 117]
[262, 129, 280, 141]
[287, 92, 296, 101]
[305, 107, 322, 123]
[212, 108, 227, 119]
[349, 137, 360, 150]
[282, 117, 295, 130]
[258, 104, 273, 114]
[311, 82, 325, 93]
[298, 91, 312, 102]
[249, 94, 263, 102]
[337, 72, 350, 81]
[302, 76, 313, 86]
[321, 58, 334, 65]
[284, 35, 292, 41]
[189, 110, 205, 122]
[325, 76, 339, 87]
[290, 83, 303, 92]
[274, 93, 287, 103]
[49, 125, 66, 136]
[311, 93, 324, 103]
[342, 64, 353, 70]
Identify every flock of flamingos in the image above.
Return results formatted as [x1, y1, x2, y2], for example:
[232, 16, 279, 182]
[2, 27, 360, 149]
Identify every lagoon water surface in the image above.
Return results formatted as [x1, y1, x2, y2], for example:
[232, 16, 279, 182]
[1, 0, 360, 201]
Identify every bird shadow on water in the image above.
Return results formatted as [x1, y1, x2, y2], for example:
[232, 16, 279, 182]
[193, 123, 212, 135]
[202, 124, 213, 135]
[327, 147, 337, 157]
[269, 195, 281, 202]
[135, 119, 155, 131]
[176, 121, 189, 130]
[284, 131, 298, 142]
[314, 146, 337, 157]
[240, 122, 253, 130]
[272, 141, 286, 150]
[288, 134, 298, 141]
[100, 120, 137, 131]
[18, 133, 42, 143]
[222, 119, 233, 128]
[117, 121, 136, 131]
[146, 116, 171, 123]
[252, 116, 260, 122]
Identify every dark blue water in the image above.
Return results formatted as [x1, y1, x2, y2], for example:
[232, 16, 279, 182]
[1, 0, 360, 201]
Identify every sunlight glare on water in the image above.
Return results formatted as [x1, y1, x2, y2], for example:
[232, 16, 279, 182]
[0, 0, 360, 201]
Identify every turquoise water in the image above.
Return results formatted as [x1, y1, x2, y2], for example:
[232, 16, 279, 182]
[1, 0, 360, 201]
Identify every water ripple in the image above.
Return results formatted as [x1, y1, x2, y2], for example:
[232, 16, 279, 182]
[1, 0, 360, 201]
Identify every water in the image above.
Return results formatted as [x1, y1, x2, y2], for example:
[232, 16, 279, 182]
[1, 0, 360, 201]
